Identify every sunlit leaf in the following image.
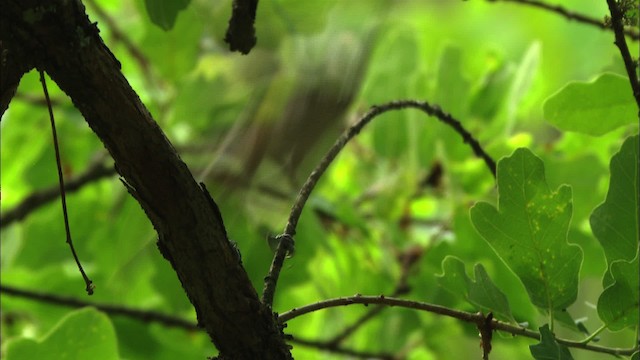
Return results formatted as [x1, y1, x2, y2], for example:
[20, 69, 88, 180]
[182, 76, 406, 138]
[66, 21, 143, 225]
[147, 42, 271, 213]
[529, 324, 574, 360]
[470, 148, 583, 311]
[543, 74, 636, 136]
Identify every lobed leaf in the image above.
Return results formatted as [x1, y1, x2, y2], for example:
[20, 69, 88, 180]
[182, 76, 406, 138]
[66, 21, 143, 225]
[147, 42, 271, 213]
[529, 324, 574, 360]
[591, 135, 639, 330]
[470, 148, 583, 312]
[437, 256, 515, 322]
[590, 135, 639, 264]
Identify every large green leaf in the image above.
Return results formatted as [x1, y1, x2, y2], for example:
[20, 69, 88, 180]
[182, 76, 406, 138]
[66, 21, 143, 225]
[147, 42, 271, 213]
[543, 73, 636, 136]
[590, 135, 639, 264]
[529, 324, 574, 360]
[437, 256, 515, 322]
[470, 148, 583, 311]
[592, 135, 639, 331]
[144, 0, 191, 31]
[4, 307, 118, 360]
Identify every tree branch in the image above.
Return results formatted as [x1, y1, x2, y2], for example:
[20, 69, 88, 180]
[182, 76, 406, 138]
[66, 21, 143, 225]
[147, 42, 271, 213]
[0, 284, 199, 330]
[606, 0, 640, 107]
[1, 157, 115, 228]
[278, 295, 637, 357]
[262, 100, 495, 308]
[1, 1, 290, 358]
[489, 0, 640, 41]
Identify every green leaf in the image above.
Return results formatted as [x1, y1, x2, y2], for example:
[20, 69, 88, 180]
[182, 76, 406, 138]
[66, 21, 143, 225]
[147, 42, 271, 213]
[437, 256, 515, 322]
[470, 148, 583, 311]
[5, 307, 119, 360]
[543, 73, 636, 136]
[590, 135, 639, 264]
[597, 256, 639, 330]
[144, 0, 190, 31]
[631, 350, 639, 360]
[529, 324, 574, 360]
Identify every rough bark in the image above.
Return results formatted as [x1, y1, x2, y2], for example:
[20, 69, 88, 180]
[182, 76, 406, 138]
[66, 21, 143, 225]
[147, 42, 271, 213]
[0, 1, 291, 358]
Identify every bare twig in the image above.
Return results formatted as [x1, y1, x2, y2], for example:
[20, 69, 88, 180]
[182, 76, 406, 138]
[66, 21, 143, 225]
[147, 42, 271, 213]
[1, 158, 115, 228]
[0, 284, 199, 330]
[489, 0, 640, 40]
[39, 71, 94, 296]
[290, 337, 398, 360]
[278, 295, 637, 357]
[606, 0, 640, 106]
[262, 100, 496, 308]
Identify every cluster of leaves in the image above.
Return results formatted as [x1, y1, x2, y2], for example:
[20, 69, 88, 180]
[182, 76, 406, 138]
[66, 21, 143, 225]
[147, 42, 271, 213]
[1, 0, 638, 359]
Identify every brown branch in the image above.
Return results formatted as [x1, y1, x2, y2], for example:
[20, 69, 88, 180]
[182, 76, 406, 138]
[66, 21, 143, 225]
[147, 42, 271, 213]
[0, 284, 199, 330]
[290, 337, 398, 360]
[278, 295, 637, 357]
[1, 1, 290, 358]
[606, 0, 640, 107]
[489, 0, 640, 41]
[262, 100, 495, 308]
[1, 157, 115, 228]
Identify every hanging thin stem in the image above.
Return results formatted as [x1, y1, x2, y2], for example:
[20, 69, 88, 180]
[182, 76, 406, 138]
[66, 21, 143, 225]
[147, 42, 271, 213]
[39, 70, 94, 295]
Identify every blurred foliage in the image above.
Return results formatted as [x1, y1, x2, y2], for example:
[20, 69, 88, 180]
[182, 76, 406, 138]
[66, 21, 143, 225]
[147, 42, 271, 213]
[1, 0, 638, 359]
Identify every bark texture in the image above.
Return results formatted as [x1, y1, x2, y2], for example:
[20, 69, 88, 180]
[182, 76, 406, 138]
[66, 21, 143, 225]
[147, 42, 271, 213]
[0, 1, 291, 358]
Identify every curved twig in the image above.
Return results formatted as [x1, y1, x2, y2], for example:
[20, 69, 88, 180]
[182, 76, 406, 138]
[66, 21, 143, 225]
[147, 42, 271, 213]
[262, 100, 496, 308]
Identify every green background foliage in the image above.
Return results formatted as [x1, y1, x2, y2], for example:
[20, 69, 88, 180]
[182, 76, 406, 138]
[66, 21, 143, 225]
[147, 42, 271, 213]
[1, 0, 638, 359]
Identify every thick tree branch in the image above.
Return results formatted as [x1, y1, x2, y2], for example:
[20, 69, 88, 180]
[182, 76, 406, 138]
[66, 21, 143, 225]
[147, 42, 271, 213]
[1, 1, 290, 359]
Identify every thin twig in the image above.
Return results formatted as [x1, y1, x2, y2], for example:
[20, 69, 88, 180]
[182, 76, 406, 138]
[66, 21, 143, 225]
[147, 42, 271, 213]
[278, 295, 637, 357]
[39, 71, 94, 296]
[1, 159, 115, 228]
[0, 284, 199, 330]
[262, 100, 495, 308]
[290, 336, 398, 360]
[489, 0, 640, 41]
[606, 0, 640, 107]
